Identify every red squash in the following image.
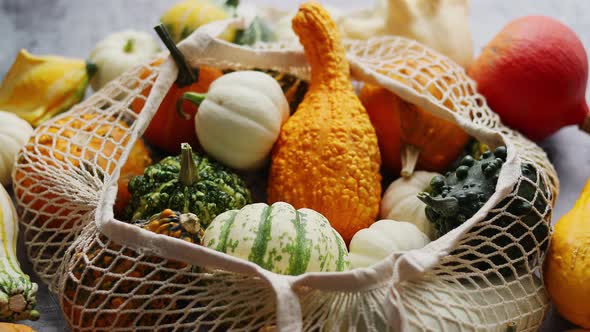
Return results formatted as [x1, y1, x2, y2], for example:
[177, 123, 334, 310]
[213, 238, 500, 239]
[469, 16, 590, 141]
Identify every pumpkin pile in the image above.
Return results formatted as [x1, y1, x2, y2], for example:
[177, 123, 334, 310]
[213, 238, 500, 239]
[1, 0, 586, 329]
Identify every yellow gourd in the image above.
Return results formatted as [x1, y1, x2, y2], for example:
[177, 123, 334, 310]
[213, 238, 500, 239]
[0, 50, 94, 127]
[544, 179, 590, 328]
[268, 1, 381, 244]
[160, 0, 236, 43]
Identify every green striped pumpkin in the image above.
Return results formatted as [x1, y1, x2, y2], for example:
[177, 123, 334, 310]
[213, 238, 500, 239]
[0, 185, 39, 321]
[203, 202, 350, 275]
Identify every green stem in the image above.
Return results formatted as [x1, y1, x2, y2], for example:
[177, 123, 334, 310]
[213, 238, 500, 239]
[225, 0, 239, 9]
[85, 61, 98, 79]
[154, 24, 199, 87]
[123, 39, 134, 53]
[176, 92, 207, 119]
[179, 143, 199, 186]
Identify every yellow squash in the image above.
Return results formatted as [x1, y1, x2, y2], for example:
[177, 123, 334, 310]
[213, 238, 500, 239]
[268, 2, 381, 244]
[160, 0, 236, 43]
[544, 179, 590, 328]
[0, 50, 95, 127]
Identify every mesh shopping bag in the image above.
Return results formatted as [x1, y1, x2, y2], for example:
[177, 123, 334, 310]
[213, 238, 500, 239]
[13, 18, 557, 331]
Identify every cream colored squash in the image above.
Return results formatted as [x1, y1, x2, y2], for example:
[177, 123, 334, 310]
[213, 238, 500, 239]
[380, 171, 440, 240]
[0, 112, 33, 186]
[88, 30, 160, 91]
[183, 71, 289, 170]
[203, 202, 350, 275]
[349, 219, 430, 269]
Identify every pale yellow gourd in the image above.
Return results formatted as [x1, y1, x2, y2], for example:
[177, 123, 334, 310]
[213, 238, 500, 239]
[0, 112, 33, 186]
[265, 0, 473, 68]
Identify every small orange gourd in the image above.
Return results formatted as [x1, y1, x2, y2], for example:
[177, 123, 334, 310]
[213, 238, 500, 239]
[544, 179, 590, 328]
[268, 1, 381, 243]
[360, 59, 470, 177]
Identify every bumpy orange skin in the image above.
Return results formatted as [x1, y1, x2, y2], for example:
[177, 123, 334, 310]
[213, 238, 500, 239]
[544, 179, 590, 328]
[268, 2, 381, 244]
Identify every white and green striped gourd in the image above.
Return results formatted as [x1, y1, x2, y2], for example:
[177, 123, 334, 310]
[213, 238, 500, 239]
[0, 185, 39, 321]
[203, 202, 350, 275]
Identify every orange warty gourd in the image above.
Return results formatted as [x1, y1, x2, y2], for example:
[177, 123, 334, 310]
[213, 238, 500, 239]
[268, 1, 381, 243]
[360, 60, 469, 176]
[544, 179, 590, 328]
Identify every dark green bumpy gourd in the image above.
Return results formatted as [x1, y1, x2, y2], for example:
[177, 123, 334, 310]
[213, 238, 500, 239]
[418, 146, 509, 237]
[418, 145, 551, 272]
[125, 143, 252, 226]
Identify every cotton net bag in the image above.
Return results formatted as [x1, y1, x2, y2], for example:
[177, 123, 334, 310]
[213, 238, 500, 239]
[14, 9, 556, 332]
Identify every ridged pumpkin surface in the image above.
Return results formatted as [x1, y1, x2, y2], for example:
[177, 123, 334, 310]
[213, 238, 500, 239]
[268, 2, 381, 243]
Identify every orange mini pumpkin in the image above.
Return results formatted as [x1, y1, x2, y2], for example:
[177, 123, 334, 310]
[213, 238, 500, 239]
[131, 61, 222, 154]
[360, 58, 470, 177]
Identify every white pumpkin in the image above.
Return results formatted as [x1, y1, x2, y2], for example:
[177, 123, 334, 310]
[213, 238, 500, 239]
[88, 30, 160, 91]
[349, 219, 430, 269]
[203, 202, 350, 275]
[0, 111, 33, 186]
[186, 71, 289, 170]
[381, 171, 440, 240]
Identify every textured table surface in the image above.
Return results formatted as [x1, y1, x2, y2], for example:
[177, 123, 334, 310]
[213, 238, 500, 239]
[2, 0, 590, 331]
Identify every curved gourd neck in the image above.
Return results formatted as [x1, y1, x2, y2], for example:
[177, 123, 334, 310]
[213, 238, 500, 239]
[292, 3, 351, 90]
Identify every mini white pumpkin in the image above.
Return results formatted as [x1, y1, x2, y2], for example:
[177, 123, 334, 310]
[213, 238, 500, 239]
[381, 171, 441, 240]
[184, 71, 289, 170]
[203, 202, 350, 275]
[0, 111, 33, 186]
[349, 219, 430, 269]
[88, 30, 160, 91]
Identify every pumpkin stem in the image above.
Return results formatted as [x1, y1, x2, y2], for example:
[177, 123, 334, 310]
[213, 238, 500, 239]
[177, 92, 207, 119]
[123, 39, 134, 53]
[417, 193, 459, 216]
[580, 108, 590, 134]
[179, 143, 199, 186]
[401, 144, 420, 178]
[505, 322, 516, 332]
[85, 61, 98, 79]
[179, 213, 201, 235]
[225, 0, 239, 9]
[154, 24, 200, 87]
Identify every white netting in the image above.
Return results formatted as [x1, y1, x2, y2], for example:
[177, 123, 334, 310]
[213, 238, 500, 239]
[12, 19, 557, 331]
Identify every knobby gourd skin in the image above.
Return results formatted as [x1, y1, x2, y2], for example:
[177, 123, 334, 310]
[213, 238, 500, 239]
[268, 2, 382, 243]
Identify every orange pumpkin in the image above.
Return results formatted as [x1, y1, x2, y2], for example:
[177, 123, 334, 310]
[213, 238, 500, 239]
[14, 113, 151, 229]
[131, 60, 223, 155]
[0, 323, 35, 332]
[359, 84, 403, 175]
[360, 58, 470, 177]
